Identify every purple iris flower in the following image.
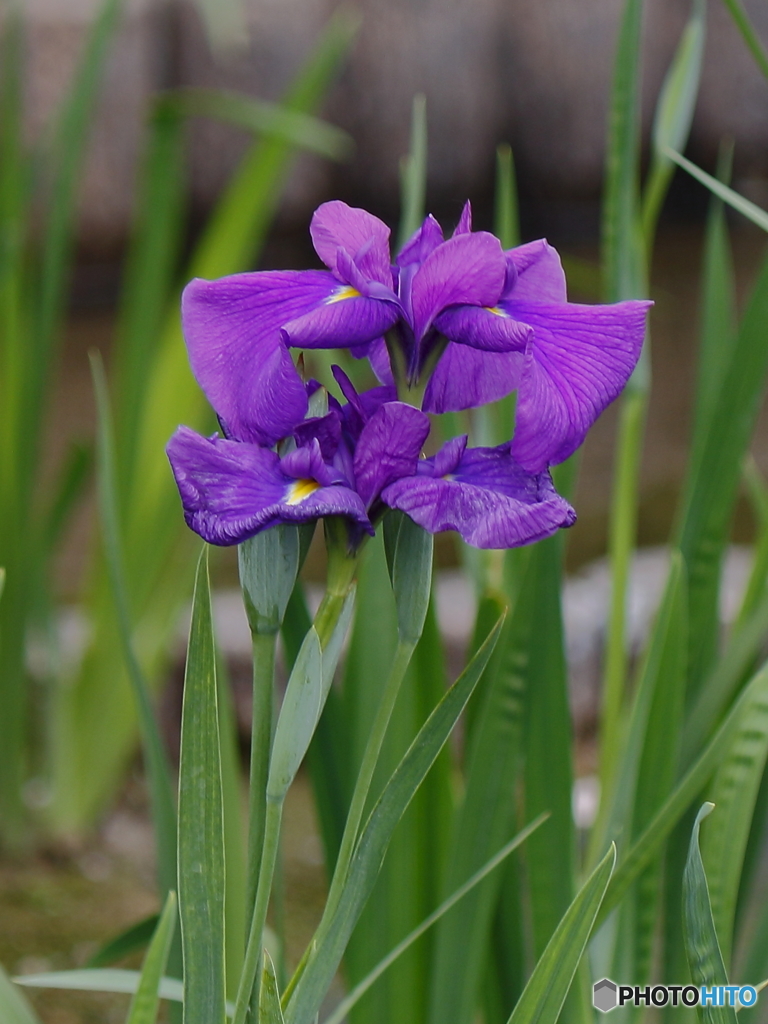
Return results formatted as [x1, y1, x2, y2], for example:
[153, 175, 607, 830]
[166, 370, 431, 547]
[179, 200, 508, 444]
[181, 199, 649, 477]
[167, 354, 577, 551]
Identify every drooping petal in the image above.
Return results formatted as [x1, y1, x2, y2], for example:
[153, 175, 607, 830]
[281, 290, 399, 350]
[310, 200, 392, 285]
[433, 303, 532, 352]
[352, 337, 394, 387]
[422, 343, 524, 413]
[396, 215, 445, 267]
[182, 272, 348, 443]
[508, 298, 651, 471]
[382, 444, 576, 548]
[353, 402, 430, 507]
[410, 231, 506, 343]
[506, 239, 567, 303]
[167, 427, 371, 546]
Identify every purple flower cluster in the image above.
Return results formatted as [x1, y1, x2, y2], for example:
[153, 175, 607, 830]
[167, 201, 650, 550]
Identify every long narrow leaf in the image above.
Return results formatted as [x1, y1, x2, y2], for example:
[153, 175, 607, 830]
[178, 550, 226, 1024]
[664, 147, 768, 233]
[126, 892, 177, 1024]
[91, 353, 178, 898]
[700, 669, 768, 967]
[398, 94, 428, 248]
[720, 0, 768, 80]
[506, 845, 616, 1024]
[0, 965, 41, 1024]
[683, 804, 737, 1024]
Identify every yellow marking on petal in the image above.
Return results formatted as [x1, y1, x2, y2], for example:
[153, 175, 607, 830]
[286, 478, 321, 505]
[327, 285, 361, 304]
[484, 305, 508, 317]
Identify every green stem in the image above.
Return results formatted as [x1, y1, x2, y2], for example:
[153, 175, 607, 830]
[324, 638, 416, 921]
[598, 388, 647, 798]
[246, 630, 277, 924]
[234, 794, 283, 1024]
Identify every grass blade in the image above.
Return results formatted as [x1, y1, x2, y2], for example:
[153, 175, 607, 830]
[161, 89, 352, 160]
[87, 914, 160, 968]
[259, 951, 286, 1024]
[398, 94, 428, 248]
[91, 353, 178, 899]
[0, 965, 41, 1024]
[720, 0, 768, 80]
[699, 670, 768, 968]
[505, 845, 616, 1024]
[641, 0, 706, 242]
[663, 147, 768, 233]
[677, 250, 768, 690]
[683, 804, 737, 1024]
[126, 891, 177, 1024]
[178, 550, 226, 1024]
[494, 143, 520, 249]
[521, 538, 574, 960]
[688, 142, 737, 480]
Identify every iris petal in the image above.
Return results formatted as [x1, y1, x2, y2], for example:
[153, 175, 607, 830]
[507, 298, 650, 471]
[383, 443, 575, 549]
[167, 427, 371, 546]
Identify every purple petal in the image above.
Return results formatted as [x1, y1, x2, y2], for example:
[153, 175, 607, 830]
[410, 232, 506, 342]
[281, 292, 399, 350]
[506, 240, 567, 303]
[396, 215, 445, 267]
[433, 304, 532, 352]
[182, 272, 348, 443]
[167, 427, 371, 546]
[310, 201, 392, 285]
[453, 201, 472, 236]
[508, 299, 651, 471]
[293, 410, 342, 461]
[280, 438, 344, 488]
[382, 445, 576, 548]
[353, 337, 395, 386]
[353, 402, 430, 507]
[422, 344, 524, 413]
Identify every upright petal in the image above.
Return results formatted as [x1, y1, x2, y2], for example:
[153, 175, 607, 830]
[353, 402, 430, 507]
[167, 427, 371, 546]
[508, 299, 651, 471]
[507, 239, 567, 303]
[382, 444, 576, 548]
[410, 232, 506, 343]
[396, 215, 445, 267]
[422, 344, 524, 413]
[452, 201, 472, 236]
[182, 271, 343, 444]
[310, 200, 392, 285]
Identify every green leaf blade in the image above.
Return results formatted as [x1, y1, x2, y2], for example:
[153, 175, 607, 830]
[683, 804, 737, 1024]
[506, 845, 616, 1024]
[178, 550, 227, 1024]
[126, 892, 178, 1024]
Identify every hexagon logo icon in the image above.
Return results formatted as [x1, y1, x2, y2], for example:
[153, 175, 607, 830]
[593, 978, 618, 1013]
